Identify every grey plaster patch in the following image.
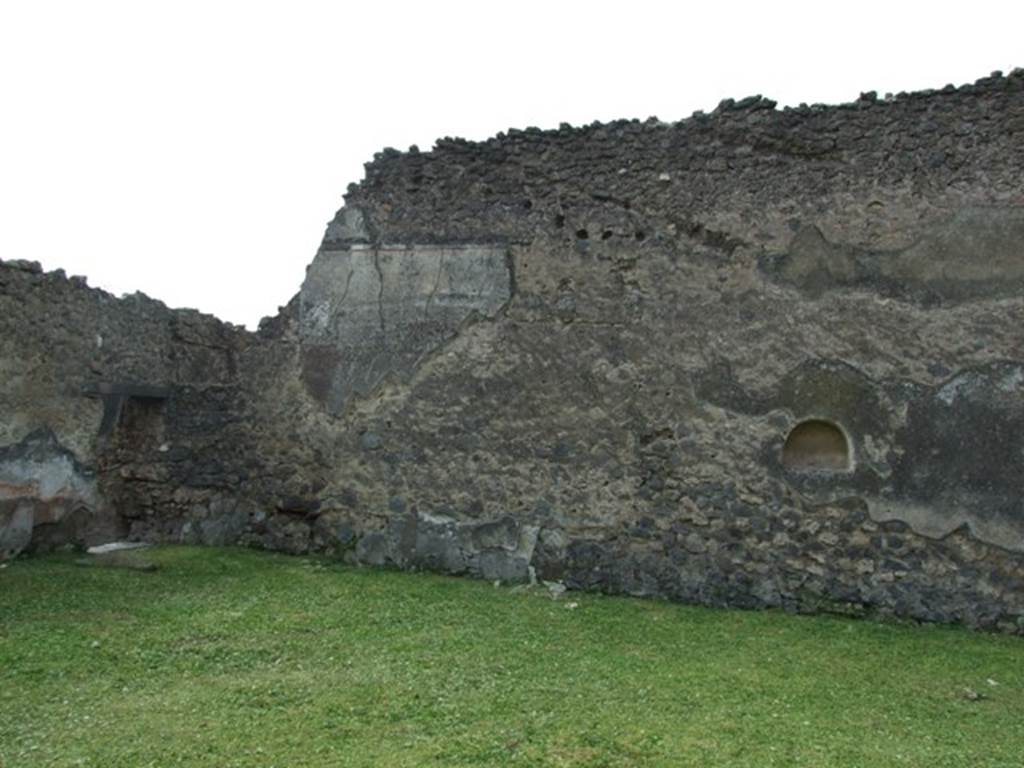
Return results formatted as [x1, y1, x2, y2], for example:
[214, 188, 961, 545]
[323, 207, 370, 245]
[895, 208, 1024, 297]
[868, 500, 1024, 552]
[768, 208, 1024, 302]
[299, 243, 512, 413]
[871, 363, 1024, 553]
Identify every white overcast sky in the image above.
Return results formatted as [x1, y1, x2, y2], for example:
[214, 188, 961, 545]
[2, 1, 1021, 328]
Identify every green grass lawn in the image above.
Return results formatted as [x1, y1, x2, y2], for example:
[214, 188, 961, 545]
[1, 547, 1021, 767]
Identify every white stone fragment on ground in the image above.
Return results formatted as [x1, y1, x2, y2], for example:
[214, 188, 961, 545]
[86, 541, 150, 555]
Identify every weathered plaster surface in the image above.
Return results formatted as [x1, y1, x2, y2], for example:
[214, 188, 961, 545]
[769, 208, 1024, 302]
[0, 430, 102, 557]
[299, 244, 512, 413]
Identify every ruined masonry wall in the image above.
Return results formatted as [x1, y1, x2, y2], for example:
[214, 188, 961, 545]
[2, 71, 1023, 632]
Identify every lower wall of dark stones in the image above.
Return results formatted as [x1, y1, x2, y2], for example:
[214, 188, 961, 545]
[113, 489, 1024, 634]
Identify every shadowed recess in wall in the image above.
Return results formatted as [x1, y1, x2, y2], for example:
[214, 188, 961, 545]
[82, 382, 170, 438]
[782, 420, 851, 472]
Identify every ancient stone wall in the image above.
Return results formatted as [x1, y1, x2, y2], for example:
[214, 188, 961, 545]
[2, 71, 1022, 632]
[0, 260, 249, 553]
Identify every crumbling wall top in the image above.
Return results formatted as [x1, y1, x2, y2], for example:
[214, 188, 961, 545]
[329, 70, 1024, 247]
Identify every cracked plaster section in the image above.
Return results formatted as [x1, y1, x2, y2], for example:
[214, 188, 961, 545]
[2, 72, 1024, 633]
[298, 241, 512, 414]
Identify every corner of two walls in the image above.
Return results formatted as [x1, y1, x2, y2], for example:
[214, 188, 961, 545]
[0, 259, 249, 558]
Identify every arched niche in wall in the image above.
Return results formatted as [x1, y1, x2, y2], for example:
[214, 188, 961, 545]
[782, 419, 852, 473]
